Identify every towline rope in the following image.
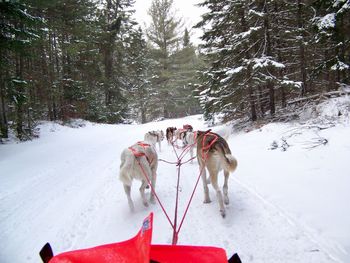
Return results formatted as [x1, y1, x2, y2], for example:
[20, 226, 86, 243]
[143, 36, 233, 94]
[135, 130, 213, 245]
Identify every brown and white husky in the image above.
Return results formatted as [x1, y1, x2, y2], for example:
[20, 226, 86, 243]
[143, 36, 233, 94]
[196, 130, 237, 218]
[166, 127, 177, 145]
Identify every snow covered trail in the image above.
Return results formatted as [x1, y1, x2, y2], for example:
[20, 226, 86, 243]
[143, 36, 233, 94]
[149, 146, 335, 263]
[0, 115, 346, 262]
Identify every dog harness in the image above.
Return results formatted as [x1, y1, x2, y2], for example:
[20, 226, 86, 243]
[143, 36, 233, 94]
[201, 132, 219, 160]
[129, 142, 154, 164]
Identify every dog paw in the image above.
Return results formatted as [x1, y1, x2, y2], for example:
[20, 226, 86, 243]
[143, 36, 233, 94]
[220, 210, 226, 218]
[224, 198, 229, 205]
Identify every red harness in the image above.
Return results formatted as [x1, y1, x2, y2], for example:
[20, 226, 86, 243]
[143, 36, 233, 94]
[129, 142, 153, 164]
[201, 132, 219, 160]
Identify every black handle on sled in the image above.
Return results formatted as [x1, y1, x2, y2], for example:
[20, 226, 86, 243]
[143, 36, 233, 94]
[228, 253, 242, 263]
[39, 243, 54, 263]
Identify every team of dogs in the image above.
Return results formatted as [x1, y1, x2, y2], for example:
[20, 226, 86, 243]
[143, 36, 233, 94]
[119, 125, 238, 218]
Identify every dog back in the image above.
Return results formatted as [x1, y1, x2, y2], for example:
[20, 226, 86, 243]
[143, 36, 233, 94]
[196, 131, 237, 172]
[120, 142, 158, 185]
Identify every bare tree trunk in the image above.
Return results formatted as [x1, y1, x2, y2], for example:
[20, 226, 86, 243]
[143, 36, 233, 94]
[257, 86, 264, 117]
[141, 107, 147, 124]
[103, 0, 121, 107]
[43, 34, 54, 121]
[248, 84, 257, 121]
[0, 68, 8, 138]
[273, 2, 286, 109]
[297, 0, 307, 96]
[53, 32, 61, 120]
[15, 54, 24, 140]
[263, 2, 275, 116]
[268, 83, 275, 116]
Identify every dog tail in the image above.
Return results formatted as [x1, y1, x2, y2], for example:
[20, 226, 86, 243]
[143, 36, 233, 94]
[216, 141, 237, 172]
[223, 153, 237, 172]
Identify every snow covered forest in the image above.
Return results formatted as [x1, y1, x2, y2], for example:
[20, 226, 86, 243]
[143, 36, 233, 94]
[1, 1, 350, 262]
[1, 0, 349, 141]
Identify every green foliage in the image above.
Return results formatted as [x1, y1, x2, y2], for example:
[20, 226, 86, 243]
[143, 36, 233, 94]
[145, 0, 202, 120]
[196, 0, 349, 123]
[0, 0, 226, 140]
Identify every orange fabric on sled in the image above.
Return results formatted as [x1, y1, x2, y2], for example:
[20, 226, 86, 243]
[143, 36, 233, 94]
[49, 214, 153, 263]
[150, 244, 228, 263]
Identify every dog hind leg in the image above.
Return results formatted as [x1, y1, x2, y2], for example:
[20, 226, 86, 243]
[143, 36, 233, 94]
[124, 184, 135, 212]
[210, 171, 226, 218]
[149, 169, 157, 204]
[223, 170, 230, 205]
[200, 165, 211, 203]
[139, 180, 149, 207]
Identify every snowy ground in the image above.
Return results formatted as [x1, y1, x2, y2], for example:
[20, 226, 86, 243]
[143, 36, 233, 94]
[1, 97, 350, 262]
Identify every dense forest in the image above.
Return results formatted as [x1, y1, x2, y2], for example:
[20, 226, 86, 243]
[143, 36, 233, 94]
[1, 0, 349, 140]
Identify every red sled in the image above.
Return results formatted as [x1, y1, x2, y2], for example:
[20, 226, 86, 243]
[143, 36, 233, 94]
[40, 213, 241, 263]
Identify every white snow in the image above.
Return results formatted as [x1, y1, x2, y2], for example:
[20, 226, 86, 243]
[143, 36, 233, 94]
[252, 56, 285, 70]
[316, 13, 336, 30]
[331, 61, 349, 71]
[1, 97, 350, 263]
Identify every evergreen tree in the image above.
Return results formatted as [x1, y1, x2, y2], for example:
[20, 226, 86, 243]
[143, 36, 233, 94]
[195, 0, 348, 123]
[169, 28, 202, 117]
[124, 27, 156, 123]
[97, 0, 137, 123]
[0, 1, 42, 139]
[146, 0, 182, 119]
[311, 0, 350, 91]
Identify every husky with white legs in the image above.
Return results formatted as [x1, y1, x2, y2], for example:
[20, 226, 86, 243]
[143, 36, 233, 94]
[196, 131, 237, 218]
[144, 130, 164, 152]
[119, 141, 158, 212]
[183, 131, 197, 162]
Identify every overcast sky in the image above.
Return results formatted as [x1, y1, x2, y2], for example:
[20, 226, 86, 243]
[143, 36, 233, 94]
[133, 0, 206, 44]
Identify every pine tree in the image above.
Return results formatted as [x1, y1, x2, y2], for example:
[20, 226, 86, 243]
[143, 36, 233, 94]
[96, 0, 142, 123]
[195, 0, 340, 123]
[124, 27, 156, 123]
[0, 1, 42, 140]
[146, 0, 182, 119]
[311, 0, 350, 92]
[169, 28, 202, 116]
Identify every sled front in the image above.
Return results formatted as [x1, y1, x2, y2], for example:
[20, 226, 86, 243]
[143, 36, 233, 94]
[47, 214, 153, 263]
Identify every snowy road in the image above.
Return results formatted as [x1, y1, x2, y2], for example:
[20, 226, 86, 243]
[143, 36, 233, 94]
[1, 113, 348, 262]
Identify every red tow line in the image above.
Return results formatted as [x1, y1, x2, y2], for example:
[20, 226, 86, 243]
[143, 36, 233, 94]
[132, 131, 216, 245]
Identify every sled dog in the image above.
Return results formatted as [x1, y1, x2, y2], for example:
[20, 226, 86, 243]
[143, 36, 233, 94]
[144, 130, 164, 152]
[183, 131, 197, 162]
[196, 131, 237, 218]
[166, 127, 177, 145]
[119, 141, 158, 211]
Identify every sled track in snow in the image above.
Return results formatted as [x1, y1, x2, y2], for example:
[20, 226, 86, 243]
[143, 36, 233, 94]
[230, 177, 342, 263]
